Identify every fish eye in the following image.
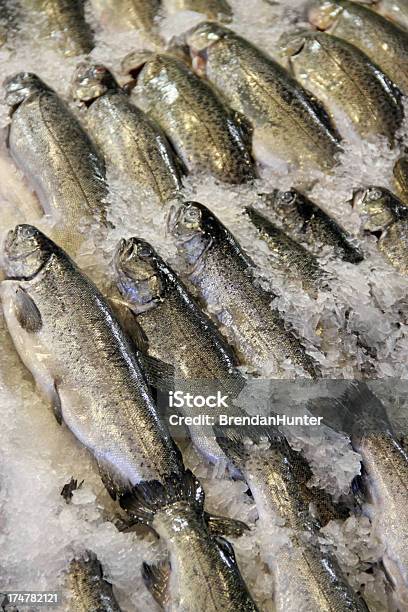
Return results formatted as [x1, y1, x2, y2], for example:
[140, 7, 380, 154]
[183, 206, 201, 224]
[368, 189, 382, 201]
[280, 191, 295, 204]
[137, 243, 153, 258]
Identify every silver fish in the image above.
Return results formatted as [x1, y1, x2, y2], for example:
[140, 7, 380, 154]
[114, 237, 246, 470]
[122, 51, 256, 184]
[262, 189, 364, 263]
[245, 206, 325, 296]
[186, 21, 342, 170]
[312, 383, 408, 608]
[309, 0, 408, 94]
[4, 72, 109, 258]
[279, 29, 403, 145]
[169, 201, 321, 378]
[67, 551, 121, 612]
[353, 185, 408, 274]
[72, 63, 183, 204]
[21, 0, 94, 56]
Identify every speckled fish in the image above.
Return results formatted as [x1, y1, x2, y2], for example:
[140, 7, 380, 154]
[21, 0, 94, 56]
[309, 0, 408, 93]
[90, 0, 161, 43]
[279, 29, 403, 145]
[186, 22, 341, 170]
[262, 189, 364, 263]
[216, 425, 368, 612]
[1, 225, 256, 611]
[353, 185, 408, 274]
[72, 63, 183, 204]
[245, 206, 325, 296]
[1, 224, 183, 490]
[166, 0, 232, 22]
[3, 73, 108, 258]
[353, 0, 408, 31]
[313, 383, 408, 608]
[393, 156, 408, 202]
[67, 552, 121, 612]
[135, 471, 258, 612]
[169, 202, 320, 378]
[114, 237, 246, 470]
[122, 51, 255, 184]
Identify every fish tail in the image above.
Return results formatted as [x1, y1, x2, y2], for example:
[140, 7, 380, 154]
[118, 469, 204, 526]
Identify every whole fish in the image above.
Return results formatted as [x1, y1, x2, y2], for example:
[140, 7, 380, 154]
[393, 156, 408, 202]
[90, 0, 161, 43]
[353, 185, 408, 274]
[245, 206, 325, 296]
[312, 383, 408, 608]
[122, 51, 255, 184]
[114, 237, 246, 469]
[186, 22, 341, 170]
[216, 425, 369, 612]
[166, 0, 232, 22]
[353, 0, 408, 31]
[4, 72, 108, 258]
[72, 63, 183, 204]
[261, 189, 364, 263]
[309, 0, 408, 93]
[169, 201, 321, 378]
[67, 552, 121, 611]
[1, 225, 256, 611]
[279, 29, 403, 145]
[21, 0, 94, 56]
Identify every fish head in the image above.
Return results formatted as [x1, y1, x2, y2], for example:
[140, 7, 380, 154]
[115, 238, 165, 311]
[120, 50, 158, 89]
[72, 63, 118, 105]
[278, 30, 316, 71]
[352, 186, 396, 231]
[186, 21, 229, 77]
[3, 224, 53, 279]
[308, 1, 343, 30]
[267, 189, 299, 216]
[3, 72, 50, 111]
[167, 201, 213, 271]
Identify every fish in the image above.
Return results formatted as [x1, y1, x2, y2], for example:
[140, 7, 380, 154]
[215, 424, 369, 612]
[261, 189, 364, 263]
[353, 0, 408, 31]
[72, 63, 183, 204]
[353, 185, 408, 274]
[67, 551, 122, 611]
[166, 0, 233, 22]
[20, 0, 94, 56]
[3, 72, 109, 258]
[393, 156, 408, 202]
[114, 236, 246, 471]
[121, 51, 256, 184]
[1, 224, 255, 610]
[311, 382, 408, 609]
[186, 22, 342, 170]
[90, 0, 161, 44]
[245, 206, 325, 296]
[279, 29, 403, 145]
[309, 0, 408, 94]
[169, 201, 321, 378]
[134, 471, 259, 612]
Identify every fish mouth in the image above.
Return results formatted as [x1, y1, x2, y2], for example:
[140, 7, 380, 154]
[114, 237, 136, 269]
[308, 3, 340, 30]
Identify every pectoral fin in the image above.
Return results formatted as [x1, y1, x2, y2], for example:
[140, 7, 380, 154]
[13, 286, 42, 333]
[205, 512, 249, 538]
[142, 559, 171, 608]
